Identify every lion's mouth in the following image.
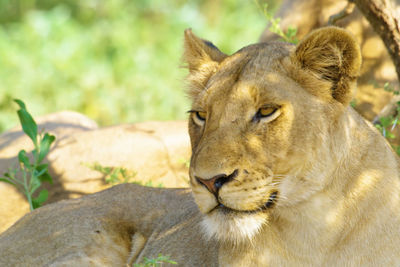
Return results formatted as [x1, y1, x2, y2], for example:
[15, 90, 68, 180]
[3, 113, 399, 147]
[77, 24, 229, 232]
[211, 191, 278, 214]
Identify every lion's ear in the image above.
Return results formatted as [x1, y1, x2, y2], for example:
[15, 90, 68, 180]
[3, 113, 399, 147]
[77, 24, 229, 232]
[290, 27, 361, 105]
[183, 29, 227, 91]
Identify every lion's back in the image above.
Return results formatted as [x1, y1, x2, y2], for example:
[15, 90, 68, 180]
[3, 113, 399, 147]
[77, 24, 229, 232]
[0, 184, 218, 266]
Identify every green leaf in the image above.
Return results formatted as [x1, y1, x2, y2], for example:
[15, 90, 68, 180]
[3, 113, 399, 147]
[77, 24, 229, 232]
[14, 99, 26, 109]
[38, 172, 52, 184]
[387, 132, 396, 139]
[35, 164, 53, 184]
[32, 189, 48, 209]
[34, 164, 47, 177]
[379, 117, 392, 127]
[32, 150, 38, 162]
[39, 133, 55, 162]
[287, 27, 297, 36]
[15, 100, 38, 146]
[18, 150, 31, 168]
[30, 176, 42, 194]
[0, 177, 16, 186]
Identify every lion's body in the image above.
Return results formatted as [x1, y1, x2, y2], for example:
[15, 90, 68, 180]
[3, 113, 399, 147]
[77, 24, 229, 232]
[1, 27, 400, 266]
[0, 185, 218, 266]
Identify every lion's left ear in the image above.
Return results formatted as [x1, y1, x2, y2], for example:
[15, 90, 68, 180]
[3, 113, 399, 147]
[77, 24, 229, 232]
[183, 29, 227, 92]
[290, 27, 361, 105]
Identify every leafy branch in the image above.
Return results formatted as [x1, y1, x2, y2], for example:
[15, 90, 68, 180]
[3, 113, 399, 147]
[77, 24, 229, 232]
[255, 0, 298, 44]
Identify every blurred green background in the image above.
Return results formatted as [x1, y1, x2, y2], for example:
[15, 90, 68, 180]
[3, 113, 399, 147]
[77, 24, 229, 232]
[0, 0, 275, 132]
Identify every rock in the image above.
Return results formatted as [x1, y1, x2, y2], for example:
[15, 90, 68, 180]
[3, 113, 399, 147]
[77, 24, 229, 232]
[0, 111, 190, 233]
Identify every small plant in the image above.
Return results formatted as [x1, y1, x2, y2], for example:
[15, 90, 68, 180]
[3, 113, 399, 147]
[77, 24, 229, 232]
[378, 116, 400, 156]
[132, 180, 164, 188]
[383, 82, 399, 95]
[371, 81, 400, 155]
[350, 99, 357, 108]
[0, 100, 55, 210]
[255, 1, 298, 44]
[86, 162, 164, 187]
[375, 100, 400, 156]
[370, 81, 400, 95]
[375, 106, 400, 140]
[133, 254, 177, 267]
[86, 162, 137, 185]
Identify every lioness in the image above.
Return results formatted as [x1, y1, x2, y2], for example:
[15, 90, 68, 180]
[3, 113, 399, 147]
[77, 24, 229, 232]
[1, 27, 400, 266]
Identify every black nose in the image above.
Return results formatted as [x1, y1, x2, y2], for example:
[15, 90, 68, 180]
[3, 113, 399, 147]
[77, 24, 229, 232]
[195, 169, 238, 195]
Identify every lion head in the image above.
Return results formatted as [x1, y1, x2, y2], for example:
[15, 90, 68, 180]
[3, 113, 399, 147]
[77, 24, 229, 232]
[183, 27, 361, 243]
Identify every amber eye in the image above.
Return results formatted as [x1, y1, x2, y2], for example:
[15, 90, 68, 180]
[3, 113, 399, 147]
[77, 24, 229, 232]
[258, 107, 277, 117]
[253, 106, 280, 123]
[190, 110, 206, 126]
[195, 111, 207, 121]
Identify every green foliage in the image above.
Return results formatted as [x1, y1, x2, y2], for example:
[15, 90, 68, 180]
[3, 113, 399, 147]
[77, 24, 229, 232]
[132, 180, 164, 188]
[373, 81, 400, 155]
[0, 0, 271, 132]
[350, 99, 357, 108]
[133, 254, 177, 267]
[0, 99, 55, 210]
[255, 0, 298, 44]
[86, 162, 137, 185]
[86, 162, 163, 187]
[383, 82, 400, 95]
[375, 101, 400, 141]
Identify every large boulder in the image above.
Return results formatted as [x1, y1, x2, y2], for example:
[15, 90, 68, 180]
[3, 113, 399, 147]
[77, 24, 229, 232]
[0, 111, 190, 233]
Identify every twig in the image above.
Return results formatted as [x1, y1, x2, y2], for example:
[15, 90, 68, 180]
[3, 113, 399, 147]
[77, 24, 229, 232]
[328, 2, 356, 25]
[352, 0, 400, 82]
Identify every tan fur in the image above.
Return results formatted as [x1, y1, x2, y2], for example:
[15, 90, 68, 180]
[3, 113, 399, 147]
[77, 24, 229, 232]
[0, 27, 399, 266]
[186, 26, 400, 265]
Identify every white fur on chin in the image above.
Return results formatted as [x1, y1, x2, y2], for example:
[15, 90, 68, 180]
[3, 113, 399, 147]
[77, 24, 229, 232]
[201, 210, 268, 244]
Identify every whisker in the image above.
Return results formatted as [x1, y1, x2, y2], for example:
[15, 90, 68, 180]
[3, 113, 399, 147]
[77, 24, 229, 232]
[278, 195, 289, 201]
[273, 174, 288, 178]
[269, 182, 281, 186]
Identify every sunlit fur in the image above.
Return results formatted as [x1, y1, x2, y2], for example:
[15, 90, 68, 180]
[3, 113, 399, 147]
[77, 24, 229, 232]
[184, 27, 400, 266]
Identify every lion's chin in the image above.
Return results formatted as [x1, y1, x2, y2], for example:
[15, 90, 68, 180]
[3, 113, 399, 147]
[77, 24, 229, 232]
[200, 207, 268, 244]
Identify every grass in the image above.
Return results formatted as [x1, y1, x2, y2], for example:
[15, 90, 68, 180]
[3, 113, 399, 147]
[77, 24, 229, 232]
[0, 0, 274, 132]
[133, 254, 177, 267]
[86, 162, 164, 187]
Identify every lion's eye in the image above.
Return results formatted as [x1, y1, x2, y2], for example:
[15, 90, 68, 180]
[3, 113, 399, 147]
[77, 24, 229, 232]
[196, 111, 207, 121]
[259, 107, 276, 117]
[190, 110, 206, 126]
[253, 106, 280, 123]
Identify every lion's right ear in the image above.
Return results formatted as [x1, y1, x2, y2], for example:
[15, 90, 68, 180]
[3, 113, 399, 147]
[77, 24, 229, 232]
[289, 27, 361, 105]
[183, 29, 227, 92]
